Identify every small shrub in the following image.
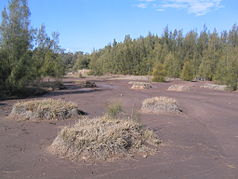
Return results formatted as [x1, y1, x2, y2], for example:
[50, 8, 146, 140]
[106, 103, 122, 118]
[141, 96, 182, 113]
[49, 115, 161, 162]
[10, 98, 85, 121]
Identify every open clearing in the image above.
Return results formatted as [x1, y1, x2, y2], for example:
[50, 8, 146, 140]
[0, 77, 238, 178]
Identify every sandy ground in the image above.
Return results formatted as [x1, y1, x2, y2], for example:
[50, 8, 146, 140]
[0, 78, 238, 179]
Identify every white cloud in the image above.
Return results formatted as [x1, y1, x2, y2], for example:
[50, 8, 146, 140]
[136, 0, 224, 16]
[137, 3, 148, 8]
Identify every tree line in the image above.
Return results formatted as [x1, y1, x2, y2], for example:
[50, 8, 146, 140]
[0, 0, 65, 96]
[74, 25, 238, 90]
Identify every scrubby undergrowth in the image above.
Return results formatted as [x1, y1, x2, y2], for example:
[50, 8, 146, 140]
[49, 116, 160, 162]
[142, 97, 182, 113]
[10, 99, 84, 121]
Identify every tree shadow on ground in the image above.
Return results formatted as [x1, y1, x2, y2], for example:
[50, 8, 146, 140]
[43, 88, 110, 98]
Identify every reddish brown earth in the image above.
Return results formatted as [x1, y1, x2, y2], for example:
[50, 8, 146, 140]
[1, 78, 238, 179]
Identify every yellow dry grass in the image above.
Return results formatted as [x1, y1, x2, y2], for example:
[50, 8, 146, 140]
[10, 99, 82, 120]
[141, 96, 182, 113]
[49, 115, 160, 162]
[167, 85, 191, 92]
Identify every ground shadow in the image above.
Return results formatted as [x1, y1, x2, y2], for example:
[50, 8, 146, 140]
[43, 88, 110, 98]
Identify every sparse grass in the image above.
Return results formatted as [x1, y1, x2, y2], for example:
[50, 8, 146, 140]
[130, 82, 152, 89]
[49, 115, 161, 162]
[10, 98, 85, 121]
[106, 103, 122, 118]
[168, 85, 191, 92]
[141, 96, 182, 113]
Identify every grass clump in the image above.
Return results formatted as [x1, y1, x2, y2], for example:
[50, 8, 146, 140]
[10, 98, 85, 121]
[200, 84, 227, 91]
[167, 85, 191, 92]
[130, 82, 152, 89]
[49, 115, 160, 162]
[106, 103, 122, 118]
[142, 96, 182, 113]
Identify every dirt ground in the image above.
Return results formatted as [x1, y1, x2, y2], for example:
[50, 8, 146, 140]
[1, 77, 238, 179]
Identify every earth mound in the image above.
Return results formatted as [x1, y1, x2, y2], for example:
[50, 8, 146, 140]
[200, 84, 227, 91]
[168, 85, 190, 92]
[141, 97, 182, 113]
[10, 99, 85, 121]
[130, 82, 152, 89]
[49, 116, 160, 162]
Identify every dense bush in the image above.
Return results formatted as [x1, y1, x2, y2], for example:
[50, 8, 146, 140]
[73, 25, 238, 90]
[0, 0, 65, 96]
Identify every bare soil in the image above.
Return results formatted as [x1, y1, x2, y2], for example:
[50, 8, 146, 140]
[1, 78, 238, 179]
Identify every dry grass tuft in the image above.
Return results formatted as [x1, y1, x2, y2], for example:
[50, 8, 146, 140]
[75, 80, 97, 88]
[49, 116, 160, 162]
[141, 97, 182, 113]
[168, 85, 191, 92]
[10, 99, 84, 121]
[130, 82, 152, 90]
[200, 84, 227, 91]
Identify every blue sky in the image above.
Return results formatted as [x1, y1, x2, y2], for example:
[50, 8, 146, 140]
[0, 0, 237, 53]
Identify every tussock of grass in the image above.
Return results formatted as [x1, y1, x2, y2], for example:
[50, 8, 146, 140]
[75, 80, 97, 88]
[106, 103, 122, 118]
[10, 99, 84, 120]
[200, 84, 227, 91]
[130, 82, 152, 89]
[168, 85, 190, 92]
[49, 116, 160, 162]
[141, 97, 182, 113]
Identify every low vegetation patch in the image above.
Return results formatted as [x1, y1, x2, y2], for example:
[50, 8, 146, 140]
[75, 80, 97, 88]
[106, 103, 122, 118]
[141, 97, 182, 113]
[130, 82, 152, 89]
[200, 84, 227, 91]
[167, 85, 191, 92]
[49, 115, 160, 162]
[10, 99, 85, 121]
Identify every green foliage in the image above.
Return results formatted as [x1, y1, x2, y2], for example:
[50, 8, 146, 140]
[79, 25, 237, 91]
[73, 53, 90, 70]
[214, 47, 238, 90]
[0, 1, 65, 95]
[164, 53, 181, 77]
[181, 61, 194, 81]
[152, 63, 166, 82]
[0, 0, 32, 94]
